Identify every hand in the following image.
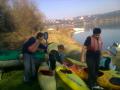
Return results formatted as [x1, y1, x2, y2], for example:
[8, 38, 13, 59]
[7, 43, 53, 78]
[40, 39, 46, 45]
[36, 39, 40, 44]
[81, 60, 85, 63]
[80, 57, 84, 62]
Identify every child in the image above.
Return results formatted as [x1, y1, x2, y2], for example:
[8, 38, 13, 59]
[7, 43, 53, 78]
[48, 44, 66, 75]
[100, 51, 116, 70]
[107, 42, 118, 56]
[57, 44, 66, 64]
[49, 50, 59, 75]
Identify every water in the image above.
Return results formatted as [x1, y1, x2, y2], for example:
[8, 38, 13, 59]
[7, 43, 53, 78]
[73, 28, 120, 50]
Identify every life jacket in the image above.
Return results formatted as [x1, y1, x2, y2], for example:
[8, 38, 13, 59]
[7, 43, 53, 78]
[87, 36, 103, 51]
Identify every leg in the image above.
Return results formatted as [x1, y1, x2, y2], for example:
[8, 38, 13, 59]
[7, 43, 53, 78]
[31, 55, 36, 79]
[93, 56, 104, 90]
[49, 53, 56, 72]
[23, 53, 31, 82]
[49, 58, 56, 71]
[105, 57, 111, 70]
[95, 55, 100, 80]
[86, 57, 96, 88]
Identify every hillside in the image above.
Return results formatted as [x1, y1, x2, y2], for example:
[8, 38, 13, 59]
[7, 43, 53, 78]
[94, 10, 120, 19]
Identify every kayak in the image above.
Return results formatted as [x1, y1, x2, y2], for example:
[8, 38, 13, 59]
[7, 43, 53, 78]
[0, 50, 21, 60]
[56, 66, 89, 90]
[65, 58, 120, 89]
[63, 58, 88, 80]
[98, 70, 120, 89]
[0, 50, 22, 68]
[65, 58, 87, 67]
[38, 62, 56, 90]
[66, 64, 88, 80]
[34, 51, 45, 60]
[0, 50, 45, 68]
[33, 51, 46, 67]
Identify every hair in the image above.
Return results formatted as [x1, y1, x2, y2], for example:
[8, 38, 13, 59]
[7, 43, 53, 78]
[113, 42, 118, 47]
[36, 32, 44, 39]
[93, 28, 101, 34]
[49, 50, 61, 70]
[58, 44, 64, 50]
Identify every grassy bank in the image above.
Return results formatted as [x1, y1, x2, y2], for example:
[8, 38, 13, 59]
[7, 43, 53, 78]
[48, 30, 82, 60]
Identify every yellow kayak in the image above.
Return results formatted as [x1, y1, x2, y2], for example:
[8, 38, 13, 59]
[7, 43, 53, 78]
[65, 58, 120, 89]
[64, 58, 88, 80]
[56, 66, 89, 90]
[97, 70, 120, 89]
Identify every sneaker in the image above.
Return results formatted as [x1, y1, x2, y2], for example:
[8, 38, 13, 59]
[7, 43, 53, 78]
[92, 85, 104, 90]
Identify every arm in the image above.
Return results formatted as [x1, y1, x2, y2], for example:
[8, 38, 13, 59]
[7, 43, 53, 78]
[28, 40, 40, 53]
[80, 45, 87, 63]
[80, 36, 90, 62]
[40, 39, 47, 46]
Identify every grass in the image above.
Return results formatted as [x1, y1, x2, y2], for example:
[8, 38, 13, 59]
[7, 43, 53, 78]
[0, 70, 41, 90]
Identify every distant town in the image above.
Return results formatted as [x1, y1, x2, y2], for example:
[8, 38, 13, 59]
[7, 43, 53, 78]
[44, 10, 120, 31]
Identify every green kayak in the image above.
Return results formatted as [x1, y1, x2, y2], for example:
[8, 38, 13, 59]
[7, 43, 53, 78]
[0, 50, 21, 61]
[0, 49, 46, 68]
[0, 50, 22, 68]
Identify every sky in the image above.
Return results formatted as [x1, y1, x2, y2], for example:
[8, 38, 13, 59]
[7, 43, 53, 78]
[34, 0, 120, 19]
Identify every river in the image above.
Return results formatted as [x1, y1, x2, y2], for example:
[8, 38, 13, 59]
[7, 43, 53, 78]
[73, 28, 120, 50]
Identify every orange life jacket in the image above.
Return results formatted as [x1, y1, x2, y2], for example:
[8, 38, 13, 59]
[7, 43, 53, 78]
[87, 36, 103, 51]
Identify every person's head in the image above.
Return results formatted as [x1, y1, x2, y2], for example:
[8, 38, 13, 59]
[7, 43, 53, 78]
[36, 32, 44, 40]
[58, 44, 65, 52]
[93, 27, 101, 38]
[112, 42, 118, 47]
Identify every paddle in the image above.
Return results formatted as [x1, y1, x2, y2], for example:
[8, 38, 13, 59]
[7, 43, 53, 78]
[44, 32, 48, 46]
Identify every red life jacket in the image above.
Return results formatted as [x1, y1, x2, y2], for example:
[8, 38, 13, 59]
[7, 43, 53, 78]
[87, 36, 103, 51]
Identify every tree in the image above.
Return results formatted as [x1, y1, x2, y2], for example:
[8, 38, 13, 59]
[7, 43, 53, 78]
[0, 0, 15, 32]
[0, 0, 44, 49]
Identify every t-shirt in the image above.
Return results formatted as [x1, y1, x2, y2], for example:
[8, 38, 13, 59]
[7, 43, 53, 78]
[59, 52, 65, 61]
[84, 36, 91, 47]
[22, 37, 36, 54]
[22, 37, 47, 54]
[38, 44, 48, 53]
